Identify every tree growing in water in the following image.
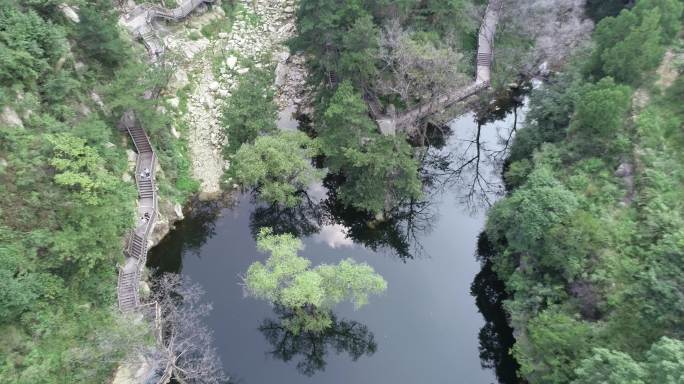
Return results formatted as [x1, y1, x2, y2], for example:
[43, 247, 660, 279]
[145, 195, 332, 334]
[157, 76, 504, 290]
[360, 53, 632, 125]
[244, 228, 387, 333]
[229, 131, 323, 208]
[318, 81, 422, 213]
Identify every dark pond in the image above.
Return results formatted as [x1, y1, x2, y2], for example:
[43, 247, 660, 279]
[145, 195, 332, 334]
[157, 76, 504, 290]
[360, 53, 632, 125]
[148, 101, 525, 384]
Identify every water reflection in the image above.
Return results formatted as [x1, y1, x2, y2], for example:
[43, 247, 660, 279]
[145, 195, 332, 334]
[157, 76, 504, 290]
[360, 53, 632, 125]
[249, 198, 322, 239]
[148, 93, 529, 383]
[259, 306, 377, 377]
[148, 198, 223, 274]
[471, 232, 522, 384]
[322, 173, 434, 260]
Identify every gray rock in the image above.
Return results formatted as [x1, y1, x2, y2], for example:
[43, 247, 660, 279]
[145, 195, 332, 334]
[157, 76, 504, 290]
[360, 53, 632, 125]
[59, 3, 80, 23]
[1, 107, 23, 128]
[226, 55, 238, 69]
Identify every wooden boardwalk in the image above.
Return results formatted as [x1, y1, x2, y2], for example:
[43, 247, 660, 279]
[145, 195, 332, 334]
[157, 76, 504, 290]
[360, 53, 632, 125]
[374, 0, 504, 134]
[117, 111, 158, 312]
[121, 0, 214, 59]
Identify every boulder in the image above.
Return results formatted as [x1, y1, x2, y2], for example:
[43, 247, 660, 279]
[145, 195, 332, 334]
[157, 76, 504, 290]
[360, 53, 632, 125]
[1, 107, 23, 128]
[225, 55, 238, 69]
[59, 3, 80, 23]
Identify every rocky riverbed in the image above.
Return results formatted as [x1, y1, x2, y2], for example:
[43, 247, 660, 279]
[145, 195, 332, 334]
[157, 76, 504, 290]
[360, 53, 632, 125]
[157, 0, 306, 200]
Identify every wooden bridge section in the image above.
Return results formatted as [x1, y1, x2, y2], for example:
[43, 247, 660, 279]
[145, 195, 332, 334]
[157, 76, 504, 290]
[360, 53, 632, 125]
[120, 0, 214, 60]
[374, 0, 504, 135]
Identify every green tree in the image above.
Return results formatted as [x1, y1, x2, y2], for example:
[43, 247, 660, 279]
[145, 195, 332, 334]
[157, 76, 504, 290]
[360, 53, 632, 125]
[319, 82, 421, 213]
[338, 15, 379, 88]
[573, 338, 684, 384]
[570, 77, 631, 151]
[244, 228, 387, 333]
[487, 165, 579, 257]
[229, 131, 323, 207]
[516, 309, 594, 384]
[221, 67, 277, 154]
[75, 1, 130, 68]
[600, 8, 663, 84]
[0, 4, 67, 86]
[633, 0, 683, 42]
[644, 337, 684, 383]
[573, 348, 646, 384]
[47, 134, 119, 206]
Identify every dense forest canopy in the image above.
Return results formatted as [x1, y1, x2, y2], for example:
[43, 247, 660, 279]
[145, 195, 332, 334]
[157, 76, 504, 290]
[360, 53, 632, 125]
[0, 0, 197, 381]
[1, 0, 683, 382]
[484, 0, 684, 382]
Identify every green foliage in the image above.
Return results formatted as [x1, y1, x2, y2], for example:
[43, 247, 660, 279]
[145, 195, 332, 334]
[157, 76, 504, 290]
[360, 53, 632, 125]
[229, 131, 323, 207]
[573, 337, 684, 384]
[47, 134, 118, 206]
[319, 82, 422, 212]
[516, 309, 594, 384]
[74, 1, 130, 69]
[0, 1, 163, 381]
[0, 3, 67, 86]
[573, 348, 647, 384]
[291, 0, 476, 96]
[592, 0, 682, 84]
[488, 165, 578, 256]
[486, 2, 684, 382]
[570, 77, 631, 152]
[245, 228, 387, 333]
[221, 67, 277, 154]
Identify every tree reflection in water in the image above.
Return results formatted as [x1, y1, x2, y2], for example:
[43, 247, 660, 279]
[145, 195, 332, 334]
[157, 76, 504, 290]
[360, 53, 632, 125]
[420, 87, 527, 212]
[249, 194, 323, 238]
[259, 306, 377, 376]
[471, 232, 522, 384]
[322, 173, 436, 260]
[148, 198, 223, 274]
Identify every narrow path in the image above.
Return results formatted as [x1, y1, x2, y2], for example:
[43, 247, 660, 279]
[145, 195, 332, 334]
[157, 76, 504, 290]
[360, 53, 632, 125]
[120, 0, 214, 60]
[375, 0, 504, 135]
[117, 111, 158, 312]
[116, 0, 213, 313]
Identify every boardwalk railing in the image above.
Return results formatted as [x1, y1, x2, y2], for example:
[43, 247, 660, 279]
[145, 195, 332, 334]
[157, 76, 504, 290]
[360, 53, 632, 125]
[127, 0, 214, 60]
[117, 111, 158, 313]
[373, 0, 504, 134]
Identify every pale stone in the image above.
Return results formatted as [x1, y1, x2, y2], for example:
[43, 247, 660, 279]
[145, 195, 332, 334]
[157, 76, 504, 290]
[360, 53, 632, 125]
[236, 67, 249, 75]
[167, 97, 180, 109]
[218, 32, 228, 39]
[59, 3, 80, 23]
[169, 68, 189, 90]
[274, 61, 288, 87]
[209, 81, 220, 91]
[171, 125, 181, 138]
[66, 60, 83, 77]
[174, 203, 184, 220]
[277, 50, 290, 63]
[225, 55, 238, 69]
[1, 107, 23, 128]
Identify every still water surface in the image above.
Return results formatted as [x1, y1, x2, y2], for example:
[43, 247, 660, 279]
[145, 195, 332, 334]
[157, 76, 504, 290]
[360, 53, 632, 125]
[149, 108, 523, 383]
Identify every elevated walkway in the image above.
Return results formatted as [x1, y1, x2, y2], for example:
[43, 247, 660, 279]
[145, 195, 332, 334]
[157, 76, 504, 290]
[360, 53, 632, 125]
[120, 0, 214, 60]
[373, 0, 504, 135]
[117, 111, 158, 312]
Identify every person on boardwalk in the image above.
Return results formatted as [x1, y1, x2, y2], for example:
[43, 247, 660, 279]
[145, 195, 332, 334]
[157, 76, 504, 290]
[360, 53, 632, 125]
[140, 167, 151, 179]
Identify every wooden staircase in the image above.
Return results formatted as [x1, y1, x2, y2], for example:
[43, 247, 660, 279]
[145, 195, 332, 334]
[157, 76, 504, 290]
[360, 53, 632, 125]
[118, 269, 140, 312]
[117, 112, 158, 313]
[477, 52, 491, 67]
